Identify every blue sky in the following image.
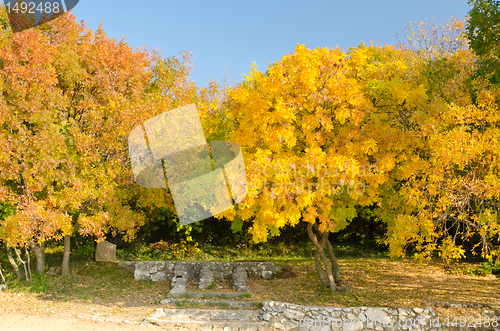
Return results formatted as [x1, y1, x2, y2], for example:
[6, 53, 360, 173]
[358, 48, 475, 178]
[70, 1, 471, 88]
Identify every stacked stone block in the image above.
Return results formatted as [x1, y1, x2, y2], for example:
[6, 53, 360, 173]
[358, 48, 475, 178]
[169, 263, 189, 295]
[197, 263, 215, 290]
[232, 265, 249, 291]
[119, 261, 281, 283]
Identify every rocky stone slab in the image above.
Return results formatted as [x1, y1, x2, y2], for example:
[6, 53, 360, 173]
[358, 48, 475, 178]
[95, 240, 117, 262]
[147, 318, 270, 331]
[163, 291, 253, 300]
[119, 260, 281, 282]
[151, 308, 261, 322]
[160, 298, 259, 309]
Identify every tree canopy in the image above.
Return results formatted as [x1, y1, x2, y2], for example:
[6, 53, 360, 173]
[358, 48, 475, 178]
[210, 17, 499, 291]
[466, 0, 500, 85]
[0, 10, 206, 276]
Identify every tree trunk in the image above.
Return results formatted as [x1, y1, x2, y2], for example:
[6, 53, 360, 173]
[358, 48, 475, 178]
[313, 249, 328, 285]
[0, 260, 6, 284]
[307, 222, 336, 291]
[25, 247, 31, 280]
[14, 247, 30, 280]
[325, 237, 349, 292]
[307, 221, 349, 293]
[62, 234, 71, 276]
[6, 245, 21, 278]
[32, 242, 46, 274]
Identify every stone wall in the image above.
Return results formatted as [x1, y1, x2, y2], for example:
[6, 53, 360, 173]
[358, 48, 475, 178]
[118, 261, 281, 282]
[260, 301, 500, 331]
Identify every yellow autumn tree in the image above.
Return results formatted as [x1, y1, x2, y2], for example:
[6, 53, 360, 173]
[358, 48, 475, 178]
[210, 17, 500, 290]
[212, 42, 426, 291]
[382, 17, 500, 263]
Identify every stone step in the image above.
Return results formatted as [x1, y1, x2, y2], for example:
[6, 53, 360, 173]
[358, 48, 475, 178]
[166, 291, 253, 300]
[146, 307, 273, 331]
[161, 298, 261, 309]
[146, 318, 270, 331]
[150, 308, 261, 322]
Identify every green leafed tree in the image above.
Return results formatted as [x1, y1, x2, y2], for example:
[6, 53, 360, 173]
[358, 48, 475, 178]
[466, 0, 500, 85]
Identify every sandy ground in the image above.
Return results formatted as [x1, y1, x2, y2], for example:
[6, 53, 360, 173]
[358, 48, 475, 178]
[0, 313, 163, 331]
[0, 291, 164, 331]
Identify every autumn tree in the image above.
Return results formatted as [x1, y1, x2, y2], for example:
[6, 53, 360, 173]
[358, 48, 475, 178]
[0, 10, 201, 277]
[209, 17, 500, 292]
[0, 9, 73, 277]
[209, 43, 426, 292]
[384, 18, 500, 263]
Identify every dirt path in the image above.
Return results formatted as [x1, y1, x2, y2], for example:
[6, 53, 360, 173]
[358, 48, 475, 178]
[0, 291, 163, 331]
[0, 313, 164, 331]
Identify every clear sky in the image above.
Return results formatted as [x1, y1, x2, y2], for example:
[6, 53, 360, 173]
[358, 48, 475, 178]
[70, 0, 472, 88]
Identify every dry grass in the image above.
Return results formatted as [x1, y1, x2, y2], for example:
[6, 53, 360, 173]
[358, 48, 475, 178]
[250, 257, 499, 319]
